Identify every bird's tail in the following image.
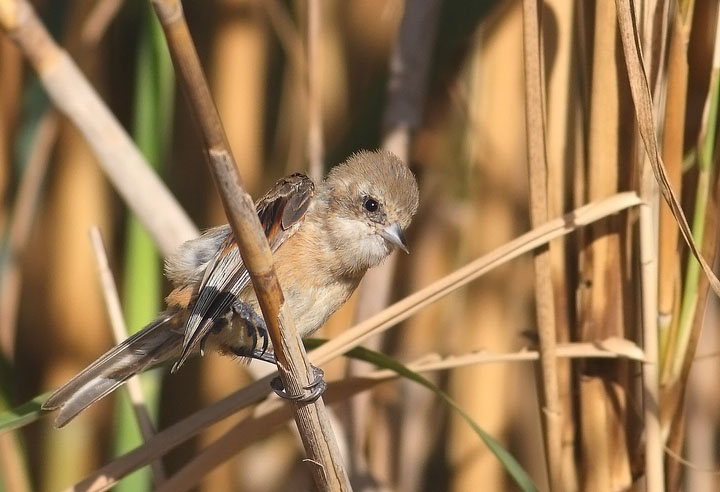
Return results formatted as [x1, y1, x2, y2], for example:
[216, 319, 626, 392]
[43, 311, 185, 427]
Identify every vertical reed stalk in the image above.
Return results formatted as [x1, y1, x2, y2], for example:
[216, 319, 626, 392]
[580, 1, 632, 488]
[521, 1, 562, 490]
[306, 0, 323, 182]
[670, 22, 720, 381]
[658, 7, 692, 377]
[639, 160, 665, 492]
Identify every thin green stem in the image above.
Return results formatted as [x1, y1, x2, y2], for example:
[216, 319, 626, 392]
[671, 65, 719, 380]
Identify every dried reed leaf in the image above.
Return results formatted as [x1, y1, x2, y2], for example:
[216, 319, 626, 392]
[312, 192, 642, 365]
[0, 338, 650, 439]
[63, 192, 642, 490]
[150, 335, 650, 492]
[593, 337, 647, 362]
[161, 346, 539, 492]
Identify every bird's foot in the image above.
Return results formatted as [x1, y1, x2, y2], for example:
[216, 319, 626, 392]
[270, 364, 327, 403]
[232, 347, 326, 402]
[231, 300, 269, 356]
[227, 303, 326, 403]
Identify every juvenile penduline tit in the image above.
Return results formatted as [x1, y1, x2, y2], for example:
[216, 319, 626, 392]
[43, 150, 420, 427]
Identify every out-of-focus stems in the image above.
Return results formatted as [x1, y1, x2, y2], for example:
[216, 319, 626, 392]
[670, 25, 720, 381]
[0, 108, 57, 492]
[0, 111, 57, 360]
[0, 0, 198, 256]
[658, 9, 692, 373]
[616, 0, 720, 299]
[149, 1, 350, 490]
[306, 0, 322, 182]
[349, 2, 439, 487]
[113, 7, 175, 492]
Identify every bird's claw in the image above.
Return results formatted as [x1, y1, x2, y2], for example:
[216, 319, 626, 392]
[271, 365, 327, 403]
[225, 303, 325, 402]
[231, 300, 269, 356]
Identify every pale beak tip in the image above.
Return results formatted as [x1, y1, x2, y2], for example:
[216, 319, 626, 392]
[381, 223, 409, 254]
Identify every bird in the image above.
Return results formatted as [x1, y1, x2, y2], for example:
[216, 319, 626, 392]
[42, 150, 420, 427]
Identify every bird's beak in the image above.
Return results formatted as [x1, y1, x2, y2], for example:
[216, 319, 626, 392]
[380, 223, 409, 254]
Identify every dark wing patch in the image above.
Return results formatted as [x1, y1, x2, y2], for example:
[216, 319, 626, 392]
[172, 174, 314, 371]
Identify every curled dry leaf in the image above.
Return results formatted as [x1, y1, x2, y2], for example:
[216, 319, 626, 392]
[594, 336, 648, 362]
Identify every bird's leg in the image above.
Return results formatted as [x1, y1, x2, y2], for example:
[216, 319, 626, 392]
[228, 300, 326, 402]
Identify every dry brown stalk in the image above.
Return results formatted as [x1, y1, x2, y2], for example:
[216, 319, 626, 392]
[0, 0, 197, 256]
[148, 1, 350, 490]
[657, 8, 691, 329]
[521, 1, 562, 489]
[579, 1, 634, 488]
[543, 0, 578, 486]
[69, 192, 642, 490]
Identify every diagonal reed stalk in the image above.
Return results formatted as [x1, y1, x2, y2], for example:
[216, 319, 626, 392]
[148, 1, 350, 490]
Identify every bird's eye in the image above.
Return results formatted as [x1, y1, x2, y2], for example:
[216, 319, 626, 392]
[363, 196, 379, 212]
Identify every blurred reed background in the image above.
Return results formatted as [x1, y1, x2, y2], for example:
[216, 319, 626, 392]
[0, 0, 719, 491]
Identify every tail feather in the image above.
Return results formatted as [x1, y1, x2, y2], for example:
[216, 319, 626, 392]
[43, 312, 184, 427]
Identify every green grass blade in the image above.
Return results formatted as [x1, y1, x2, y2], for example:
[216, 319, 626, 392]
[671, 63, 720, 379]
[0, 392, 53, 433]
[305, 340, 538, 491]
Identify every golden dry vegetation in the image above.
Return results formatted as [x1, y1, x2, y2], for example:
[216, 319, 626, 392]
[1, 0, 720, 491]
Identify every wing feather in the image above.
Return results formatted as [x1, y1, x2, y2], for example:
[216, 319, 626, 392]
[172, 174, 314, 371]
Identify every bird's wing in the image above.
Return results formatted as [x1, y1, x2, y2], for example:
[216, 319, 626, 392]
[173, 174, 315, 371]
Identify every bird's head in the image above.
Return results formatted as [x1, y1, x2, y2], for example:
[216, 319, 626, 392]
[317, 150, 419, 274]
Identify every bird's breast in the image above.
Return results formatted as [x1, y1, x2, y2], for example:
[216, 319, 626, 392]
[281, 276, 360, 337]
